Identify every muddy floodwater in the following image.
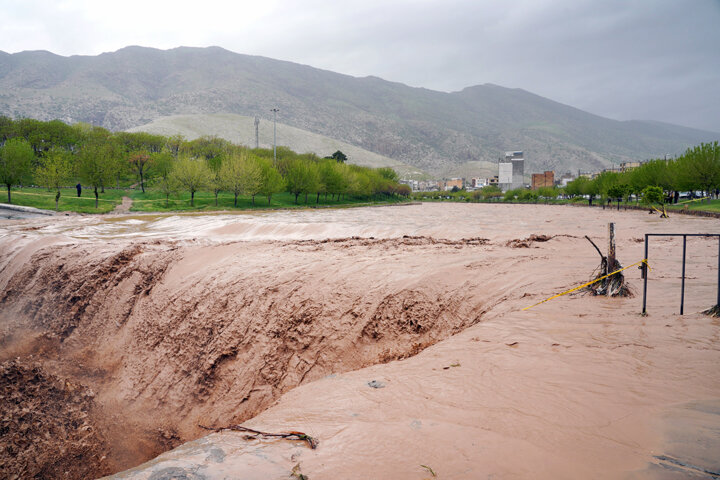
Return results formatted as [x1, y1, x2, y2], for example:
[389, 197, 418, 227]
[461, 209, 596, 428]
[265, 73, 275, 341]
[1, 203, 719, 479]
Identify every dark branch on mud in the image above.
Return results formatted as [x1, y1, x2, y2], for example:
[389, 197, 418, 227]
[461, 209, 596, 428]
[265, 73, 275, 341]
[198, 424, 319, 449]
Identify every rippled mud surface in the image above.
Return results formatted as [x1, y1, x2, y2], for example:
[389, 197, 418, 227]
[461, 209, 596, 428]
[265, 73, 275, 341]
[1, 203, 719, 479]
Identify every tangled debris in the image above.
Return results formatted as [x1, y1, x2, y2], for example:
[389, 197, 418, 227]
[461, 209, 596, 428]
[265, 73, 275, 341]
[199, 424, 319, 449]
[584, 235, 633, 297]
[506, 234, 553, 248]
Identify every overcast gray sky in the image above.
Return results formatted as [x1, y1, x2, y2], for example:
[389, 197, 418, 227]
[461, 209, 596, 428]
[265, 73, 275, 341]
[2, 0, 719, 132]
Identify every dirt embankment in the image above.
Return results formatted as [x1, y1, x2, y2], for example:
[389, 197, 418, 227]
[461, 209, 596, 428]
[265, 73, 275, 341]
[0, 360, 111, 479]
[0, 235, 496, 477]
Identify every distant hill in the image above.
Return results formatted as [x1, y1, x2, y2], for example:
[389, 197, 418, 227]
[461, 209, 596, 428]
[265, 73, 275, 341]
[1, 46, 717, 178]
[127, 113, 423, 177]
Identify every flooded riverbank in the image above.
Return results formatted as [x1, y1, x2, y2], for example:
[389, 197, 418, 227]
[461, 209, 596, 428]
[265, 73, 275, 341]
[1, 203, 719, 479]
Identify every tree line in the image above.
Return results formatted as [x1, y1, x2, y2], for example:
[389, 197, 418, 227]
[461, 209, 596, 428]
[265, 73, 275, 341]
[0, 117, 409, 209]
[443, 141, 719, 207]
[563, 142, 720, 205]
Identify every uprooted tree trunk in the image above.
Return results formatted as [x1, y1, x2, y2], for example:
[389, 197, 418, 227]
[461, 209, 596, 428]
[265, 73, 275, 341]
[585, 226, 633, 297]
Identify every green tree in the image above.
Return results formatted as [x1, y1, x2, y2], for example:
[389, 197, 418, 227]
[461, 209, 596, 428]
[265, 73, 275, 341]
[242, 155, 264, 205]
[150, 151, 175, 207]
[642, 185, 665, 207]
[128, 151, 151, 193]
[681, 141, 720, 200]
[376, 167, 399, 183]
[257, 157, 284, 205]
[396, 184, 412, 197]
[285, 159, 320, 204]
[607, 184, 629, 210]
[0, 137, 34, 203]
[318, 159, 343, 201]
[326, 150, 347, 163]
[35, 148, 71, 211]
[219, 152, 263, 207]
[170, 156, 213, 207]
[78, 139, 117, 208]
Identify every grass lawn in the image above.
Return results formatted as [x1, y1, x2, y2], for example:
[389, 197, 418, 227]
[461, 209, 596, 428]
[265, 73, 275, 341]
[2, 186, 406, 214]
[4, 187, 126, 214]
[667, 198, 720, 213]
[128, 190, 406, 212]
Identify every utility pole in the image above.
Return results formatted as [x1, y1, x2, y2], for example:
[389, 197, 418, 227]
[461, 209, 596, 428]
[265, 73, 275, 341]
[271, 108, 279, 162]
[254, 116, 259, 149]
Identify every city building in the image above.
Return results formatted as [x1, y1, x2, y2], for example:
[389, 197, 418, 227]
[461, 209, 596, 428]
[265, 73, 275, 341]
[440, 178, 464, 191]
[498, 151, 524, 191]
[556, 172, 575, 187]
[620, 161, 642, 172]
[531, 171, 555, 190]
[470, 177, 488, 189]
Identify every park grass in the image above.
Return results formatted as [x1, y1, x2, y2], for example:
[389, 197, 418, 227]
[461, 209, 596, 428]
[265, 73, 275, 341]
[666, 198, 720, 213]
[128, 190, 405, 212]
[5, 187, 125, 214]
[2, 186, 406, 214]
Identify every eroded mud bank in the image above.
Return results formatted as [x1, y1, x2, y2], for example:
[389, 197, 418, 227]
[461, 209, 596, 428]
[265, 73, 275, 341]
[1, 203, 719, 479]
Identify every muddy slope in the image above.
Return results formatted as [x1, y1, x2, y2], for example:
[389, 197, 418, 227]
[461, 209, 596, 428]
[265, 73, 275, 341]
[0, 360, 111, 479]
[0, 235, 494, 476]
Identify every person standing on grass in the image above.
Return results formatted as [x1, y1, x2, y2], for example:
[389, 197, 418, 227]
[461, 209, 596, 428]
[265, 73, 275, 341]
[76, 183, 82, 197]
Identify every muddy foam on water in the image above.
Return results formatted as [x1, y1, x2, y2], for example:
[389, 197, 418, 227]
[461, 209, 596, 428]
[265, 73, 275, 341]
[1, 203, 719, 479]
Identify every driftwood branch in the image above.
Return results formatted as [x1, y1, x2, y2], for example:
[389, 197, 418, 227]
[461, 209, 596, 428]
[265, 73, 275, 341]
[584, 235, 605, 260]
[199, 424, 319, 449]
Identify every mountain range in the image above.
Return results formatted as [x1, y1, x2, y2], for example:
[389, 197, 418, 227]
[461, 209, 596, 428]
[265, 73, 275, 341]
[1, 46, 717, 178]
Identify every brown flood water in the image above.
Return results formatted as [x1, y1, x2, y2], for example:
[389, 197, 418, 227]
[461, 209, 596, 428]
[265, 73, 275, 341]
[1, 203, 719, 479]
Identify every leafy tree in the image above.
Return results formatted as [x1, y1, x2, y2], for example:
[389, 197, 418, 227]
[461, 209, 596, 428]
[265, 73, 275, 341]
[0, 137, 34, 203]
[376, 167, 398, 183]
[150, 151, 175, 207]
[326, 150, 347, 163]
[477, 185, 502, 201]
[165, 134, 186, 158]
[219, 152, 263, 206]
[78, 138, 118, 208]
[607, 184, 629, 210]
[35, 148, 71, 210]
[396, 184, 412, 197]
[242, 155, 264, 205]
[681, 141, 720, 199]
[128, 151, 151, 193]
[285, 159, 320, 204]
[318, 159, 344, 201]
[518, 189, 538, 201]
[257, 157, 284, 205]
[537, 186, 557, 200]
[503, 188, 521, 201]
[182, 136, 231, 161]
[642, 185, 665, 206]
[170, 156, 212, 206]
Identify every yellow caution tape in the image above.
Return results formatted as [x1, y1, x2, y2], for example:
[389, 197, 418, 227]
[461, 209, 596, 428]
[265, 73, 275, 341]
[676, 196, 709, 205]
[522, 259, 651, 311]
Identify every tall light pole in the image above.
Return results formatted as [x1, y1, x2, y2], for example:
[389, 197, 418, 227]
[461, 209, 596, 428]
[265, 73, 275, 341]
[271, 108, 279, 162]
[254, 116, 259, 149]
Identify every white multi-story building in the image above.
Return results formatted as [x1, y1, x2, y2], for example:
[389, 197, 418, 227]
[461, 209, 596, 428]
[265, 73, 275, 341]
[498, 151, 525, 191]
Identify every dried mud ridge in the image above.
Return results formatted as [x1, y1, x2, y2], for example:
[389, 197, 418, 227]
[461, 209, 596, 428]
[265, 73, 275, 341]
[0, 235, 507, 478]
[0, 360, 111, 480]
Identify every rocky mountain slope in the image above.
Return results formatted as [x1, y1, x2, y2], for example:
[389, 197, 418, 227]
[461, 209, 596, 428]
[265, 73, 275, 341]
[1, 46, 717, 177]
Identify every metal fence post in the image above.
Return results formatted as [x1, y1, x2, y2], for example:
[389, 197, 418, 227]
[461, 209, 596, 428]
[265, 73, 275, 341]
[680, 235, 687, 315]
[642, 234, 649, 314]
